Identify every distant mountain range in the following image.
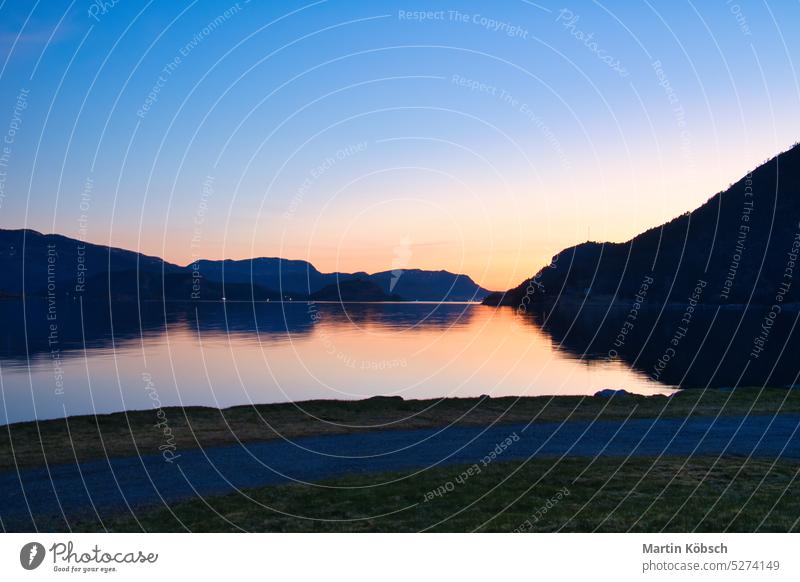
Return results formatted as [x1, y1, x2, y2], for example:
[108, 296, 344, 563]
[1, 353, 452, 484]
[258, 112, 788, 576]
[485, 142, 800, 307]
[310, 279, 403, 302]
[0, 229, 491, 302]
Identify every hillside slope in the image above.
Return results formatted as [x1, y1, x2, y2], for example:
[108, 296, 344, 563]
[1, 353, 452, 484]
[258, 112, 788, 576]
[0, 229, 490, 302]
[486, 143, 800, 307]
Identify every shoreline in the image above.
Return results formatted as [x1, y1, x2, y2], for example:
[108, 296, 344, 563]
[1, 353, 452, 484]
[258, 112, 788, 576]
[484, 293, 800, 310]
[5, 415, 800, 532]
[3, 388, 800, 472]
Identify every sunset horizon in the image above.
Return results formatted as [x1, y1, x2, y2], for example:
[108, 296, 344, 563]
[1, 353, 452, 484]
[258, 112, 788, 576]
[6, 137, 797, 292]
[2, 0, 800, 568]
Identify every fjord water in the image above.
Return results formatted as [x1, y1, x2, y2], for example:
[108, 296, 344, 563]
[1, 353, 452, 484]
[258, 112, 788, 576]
[0, 300, 677, 425]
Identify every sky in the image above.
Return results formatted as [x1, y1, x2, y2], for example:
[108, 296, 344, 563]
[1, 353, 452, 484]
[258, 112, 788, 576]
[0, 0, 799, 291]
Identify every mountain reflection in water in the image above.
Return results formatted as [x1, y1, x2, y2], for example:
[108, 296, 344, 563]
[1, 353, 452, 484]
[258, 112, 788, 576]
[7, 298, 792, 424]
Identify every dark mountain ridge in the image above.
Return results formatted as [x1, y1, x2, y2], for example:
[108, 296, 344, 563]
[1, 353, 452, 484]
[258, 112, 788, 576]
[310, 278, 403, 302]
[191, 257, 368, 299]
[485, 142, 800, 307]
[368, 268, 487, 302]
[0, 229, 491, 302]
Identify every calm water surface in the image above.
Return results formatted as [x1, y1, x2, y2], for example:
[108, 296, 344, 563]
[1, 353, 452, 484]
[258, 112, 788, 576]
[1, 300, 676, 424]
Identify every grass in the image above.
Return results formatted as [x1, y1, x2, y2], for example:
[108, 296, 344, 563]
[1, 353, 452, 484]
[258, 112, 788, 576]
[69, 456, 800, 532]
[3, 388, 800, 470]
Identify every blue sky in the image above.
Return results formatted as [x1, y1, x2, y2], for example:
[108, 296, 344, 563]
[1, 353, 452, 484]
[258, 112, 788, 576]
[1, 0, 799, 289]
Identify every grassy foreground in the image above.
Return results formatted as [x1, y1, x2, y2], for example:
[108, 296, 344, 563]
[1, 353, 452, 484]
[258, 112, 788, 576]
[76, 456, 800, 532]
[3, 388, 800, 470]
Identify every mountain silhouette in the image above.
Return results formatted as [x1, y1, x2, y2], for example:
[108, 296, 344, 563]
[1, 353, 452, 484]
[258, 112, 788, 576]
[368, 269, 487, 302]
[485, 142, 800, 307]
[0, 229, 490, 303]
[0, 229, 181, 297]
[192, 257, 366, 299]
[310, 278, 403, 302]
[193, 260, 490, 301]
